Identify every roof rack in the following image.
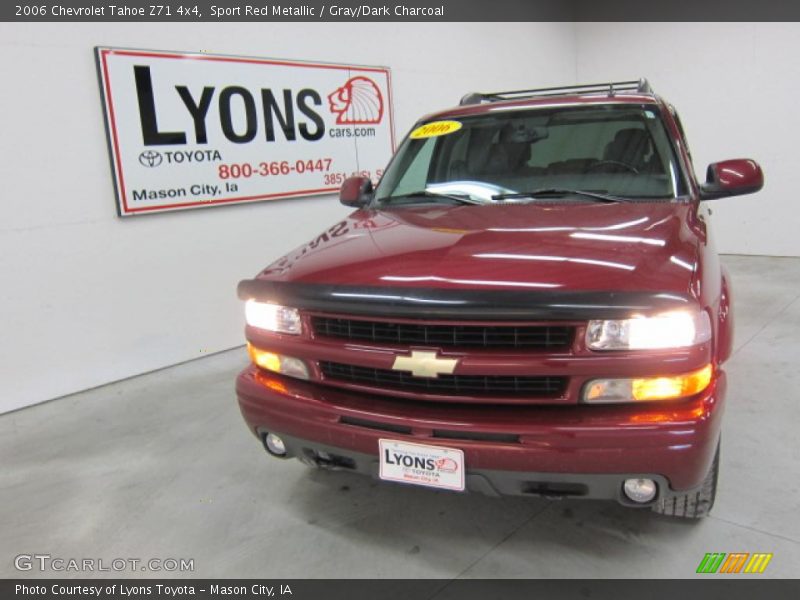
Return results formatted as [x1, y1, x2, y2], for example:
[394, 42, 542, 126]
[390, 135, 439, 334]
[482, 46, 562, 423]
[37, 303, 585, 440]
[459, 78, 653, 106]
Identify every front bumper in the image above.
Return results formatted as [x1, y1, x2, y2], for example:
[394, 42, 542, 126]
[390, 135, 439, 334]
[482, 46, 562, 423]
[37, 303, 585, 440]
[236, 365, 726, 502]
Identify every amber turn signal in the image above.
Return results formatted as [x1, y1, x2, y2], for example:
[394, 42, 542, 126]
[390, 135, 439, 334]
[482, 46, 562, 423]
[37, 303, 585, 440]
[247, 343, 310, 380]
[584, 364, 713, 403]
[632, 364, 713, 401]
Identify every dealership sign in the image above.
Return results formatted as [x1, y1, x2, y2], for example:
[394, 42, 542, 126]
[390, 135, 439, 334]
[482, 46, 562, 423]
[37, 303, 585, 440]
[95, 47, 395, 216]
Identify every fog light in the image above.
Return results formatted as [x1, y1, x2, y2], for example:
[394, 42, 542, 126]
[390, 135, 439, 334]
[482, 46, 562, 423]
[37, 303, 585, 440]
[264, 433, 287, 457]
[623, 478, 657, 503]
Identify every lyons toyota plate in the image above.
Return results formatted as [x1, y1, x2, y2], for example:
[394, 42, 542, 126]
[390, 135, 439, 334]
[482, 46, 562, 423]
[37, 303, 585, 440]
[378, 439, 465, 491]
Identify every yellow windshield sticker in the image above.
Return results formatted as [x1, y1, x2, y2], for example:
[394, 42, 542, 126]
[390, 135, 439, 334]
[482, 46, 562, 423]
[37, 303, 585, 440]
[410, 120, 463, 139]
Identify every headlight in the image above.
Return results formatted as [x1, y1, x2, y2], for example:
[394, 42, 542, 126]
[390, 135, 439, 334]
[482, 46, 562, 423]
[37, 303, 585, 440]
[245, 300, 302, 335]
[584, 364, 713, 403]
[586, 310, 711, 350]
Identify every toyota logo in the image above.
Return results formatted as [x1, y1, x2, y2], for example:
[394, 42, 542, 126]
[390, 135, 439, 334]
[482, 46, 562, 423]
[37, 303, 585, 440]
[138, 150, 163, 167]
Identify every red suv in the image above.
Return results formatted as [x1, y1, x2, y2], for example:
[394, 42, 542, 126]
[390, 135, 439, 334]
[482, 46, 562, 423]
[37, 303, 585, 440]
[236, 80, 763, 518]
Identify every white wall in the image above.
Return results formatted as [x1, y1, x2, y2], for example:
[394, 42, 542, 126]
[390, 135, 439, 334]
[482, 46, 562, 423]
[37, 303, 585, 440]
[0, 22, 576, 413]
[8, 21, 794, 413]
[575, 22, 800, 257]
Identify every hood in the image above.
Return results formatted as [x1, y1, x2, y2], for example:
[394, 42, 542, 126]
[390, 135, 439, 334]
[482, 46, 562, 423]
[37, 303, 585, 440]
[258, 202, 704, 298]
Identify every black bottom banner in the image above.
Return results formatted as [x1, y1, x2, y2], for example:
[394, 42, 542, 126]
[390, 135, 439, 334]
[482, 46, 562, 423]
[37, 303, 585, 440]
[4, 579, 800, 600]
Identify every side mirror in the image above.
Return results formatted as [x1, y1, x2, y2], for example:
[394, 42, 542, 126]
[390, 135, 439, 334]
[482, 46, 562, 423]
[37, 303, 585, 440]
[339, 176, 374, 207]
[700, 159, 764, 200]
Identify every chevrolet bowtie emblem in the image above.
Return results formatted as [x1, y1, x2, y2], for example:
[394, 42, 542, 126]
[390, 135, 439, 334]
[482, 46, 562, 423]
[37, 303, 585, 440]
[391, 350, 458, 378]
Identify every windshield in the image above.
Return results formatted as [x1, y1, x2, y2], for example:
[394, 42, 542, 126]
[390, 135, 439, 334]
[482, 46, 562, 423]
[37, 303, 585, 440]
[374, 104, 687, 205]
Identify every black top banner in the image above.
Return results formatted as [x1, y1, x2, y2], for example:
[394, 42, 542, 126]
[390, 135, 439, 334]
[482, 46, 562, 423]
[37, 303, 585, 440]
[4, 0, 800, 22]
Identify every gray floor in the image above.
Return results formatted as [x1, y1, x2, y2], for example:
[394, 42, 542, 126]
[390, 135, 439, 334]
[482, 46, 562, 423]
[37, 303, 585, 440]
[2, 255, 799, 579]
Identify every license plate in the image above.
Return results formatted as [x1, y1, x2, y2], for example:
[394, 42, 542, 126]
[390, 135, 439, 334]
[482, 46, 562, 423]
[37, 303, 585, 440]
[378, 439, 465, 492]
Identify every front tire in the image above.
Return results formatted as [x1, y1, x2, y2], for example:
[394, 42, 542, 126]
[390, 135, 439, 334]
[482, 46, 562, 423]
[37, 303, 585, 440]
[652, 441, 719, 519]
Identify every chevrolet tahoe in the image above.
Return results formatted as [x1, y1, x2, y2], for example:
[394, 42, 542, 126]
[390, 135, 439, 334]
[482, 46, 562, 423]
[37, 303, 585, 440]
[236, 79, 764, 518]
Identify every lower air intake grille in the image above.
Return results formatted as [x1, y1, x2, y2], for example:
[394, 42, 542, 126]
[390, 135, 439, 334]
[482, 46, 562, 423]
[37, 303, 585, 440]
[319, 361, 567, 398]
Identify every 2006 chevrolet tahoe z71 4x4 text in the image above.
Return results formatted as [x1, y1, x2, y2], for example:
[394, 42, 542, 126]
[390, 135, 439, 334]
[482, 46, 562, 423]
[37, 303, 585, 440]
[236, 79, 764, 518]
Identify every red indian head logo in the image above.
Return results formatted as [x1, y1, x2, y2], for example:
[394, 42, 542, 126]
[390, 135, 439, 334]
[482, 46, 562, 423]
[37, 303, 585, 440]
[327, 76, 384, 125]
[435, 458, 458, 473]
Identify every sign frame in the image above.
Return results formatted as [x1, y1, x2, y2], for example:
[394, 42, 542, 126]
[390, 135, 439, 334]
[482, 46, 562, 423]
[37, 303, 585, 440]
[94, 46, 395, 216]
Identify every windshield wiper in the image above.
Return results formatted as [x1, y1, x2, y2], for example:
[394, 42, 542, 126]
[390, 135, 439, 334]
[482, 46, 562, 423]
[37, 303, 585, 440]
[384, 190, 486, 205]
[492, 188, 627, 203]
